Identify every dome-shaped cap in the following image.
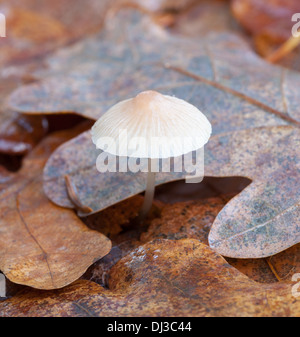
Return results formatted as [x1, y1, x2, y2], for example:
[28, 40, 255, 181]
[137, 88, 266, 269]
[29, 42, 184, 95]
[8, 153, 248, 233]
[91, 90, 211, 158]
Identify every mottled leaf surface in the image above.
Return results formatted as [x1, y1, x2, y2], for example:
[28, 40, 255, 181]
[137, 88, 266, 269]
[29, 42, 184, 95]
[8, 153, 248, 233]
[43, 125, 300, 258]
[206, 125, 300, 258]
[8, 9, 300, 126]
[0, 239, 299, 317]
[43, 130, 190, 216]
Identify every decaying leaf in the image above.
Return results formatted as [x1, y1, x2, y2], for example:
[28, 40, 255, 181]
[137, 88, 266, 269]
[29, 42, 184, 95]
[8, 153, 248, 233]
[171, 0, 242, 37]
[138, 184, 300, 283]
[0, 239, 299, 317]
[140, 196, 229, 243]
[7, 8, 300, 126]
[206, 125, 300, 258]
[0, 111, 48, 155]
[43, 124, 300, 258]
[231, 0, 300, 70]
[0, 0, 118, 67]
[0, 78, 48, 156]
[227, 243, 300, 284]
[83, 195, 144, 239]
[231, 0, 298, 39]
[43, 130, 190, 216]
[0, 124, 111, 290]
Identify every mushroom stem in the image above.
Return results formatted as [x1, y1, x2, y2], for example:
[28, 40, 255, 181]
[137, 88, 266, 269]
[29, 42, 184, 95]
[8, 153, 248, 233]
[138, 158, 156, 222]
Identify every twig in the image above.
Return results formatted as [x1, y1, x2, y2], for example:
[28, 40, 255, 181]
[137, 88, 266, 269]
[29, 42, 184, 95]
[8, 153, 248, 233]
[265, 257, 282, 282]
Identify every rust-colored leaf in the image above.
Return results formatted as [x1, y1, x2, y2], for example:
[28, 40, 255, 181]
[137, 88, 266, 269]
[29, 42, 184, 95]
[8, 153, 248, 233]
[0, 78, 48, 155]
[231, 0, 300, 70]
[226, 244, 300, 284]
[0, 124, 111, 290]
[0, 239, 299, 317]
[231, 0, 298, 38]
[140, 196, 229, 243]
[0, 0, 118, 66]
[139, 184, 300, 284]
[171, 0, 242, 37]
[0, 112, 48, 155]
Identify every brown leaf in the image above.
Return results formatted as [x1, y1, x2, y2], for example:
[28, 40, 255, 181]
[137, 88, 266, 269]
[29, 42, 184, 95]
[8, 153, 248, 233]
[140, 196, 229, 243]
[0, 112, 48, 155]
[171, 0, 242, 37]
[128, 0, 199, 12]
[0, 0, 118, 66]
[231, 0, 298, 39]
[83, 195, 144, 238]
[227, 243, 300, 284]
[152, 181, 300, 283]
[231, 0, 300, 70]
[0, 124, 111, 290]
[140, 184, 300, 284]
[0, 239, 299, 316]
[0, 78, 48, 156]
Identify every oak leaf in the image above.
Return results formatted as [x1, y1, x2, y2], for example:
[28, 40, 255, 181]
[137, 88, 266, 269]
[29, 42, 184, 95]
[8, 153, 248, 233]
[7, 8, 299, 126]
[0, 239, 299, 317]
[0, 124, 111, 289]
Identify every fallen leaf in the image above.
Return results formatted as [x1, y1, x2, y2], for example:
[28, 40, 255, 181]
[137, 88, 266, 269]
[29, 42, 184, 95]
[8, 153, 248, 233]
[0, 123, 111, 290]
[231, 0, 297, 39]
[171, 0, 242, 37]
[128, 0, 200, 12]
[0, 78, 48, 155]
[0, 0, 118, 67]
[7, 8, 300, 126]
[140, 196, 229, 243]
[231, 0, 300, 70]
[206, 125, 300, 258]
[43, 124, 300, 258]
[43, 130, 190, 215]
[83, 195, 144, 238]
[0, 239, 299, 316]
[139, 182, 300, 283]
[0, 112, 48, 155]
[227, 243, 300, 284]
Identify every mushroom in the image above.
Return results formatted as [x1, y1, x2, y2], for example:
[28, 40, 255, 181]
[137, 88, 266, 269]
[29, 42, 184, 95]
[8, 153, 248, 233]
[92, 90, 211, 221]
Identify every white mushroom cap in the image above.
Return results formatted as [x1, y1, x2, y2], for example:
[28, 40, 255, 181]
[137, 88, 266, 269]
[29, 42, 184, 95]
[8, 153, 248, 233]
[91, 90, 211, 158]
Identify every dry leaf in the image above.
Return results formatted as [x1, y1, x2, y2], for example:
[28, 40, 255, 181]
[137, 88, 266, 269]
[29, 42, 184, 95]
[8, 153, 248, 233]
[231, 0, 297, 39]
[140, 183, 300, 283]
[42, 124, 300, 258]
[7, 8, 299, 126]
[0, 239, 299, 316]
[231, 0, 300, 70]
[0, 0, 117, 66]
[43, 130, 192, 215]
[206, 125, 300, 258]
[227, 243, 300, 284]
[171, 0, 241, 37]
[0, 78, 48, 156]
[0, 124, 111, 289]
[140, 196, 229, 243]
